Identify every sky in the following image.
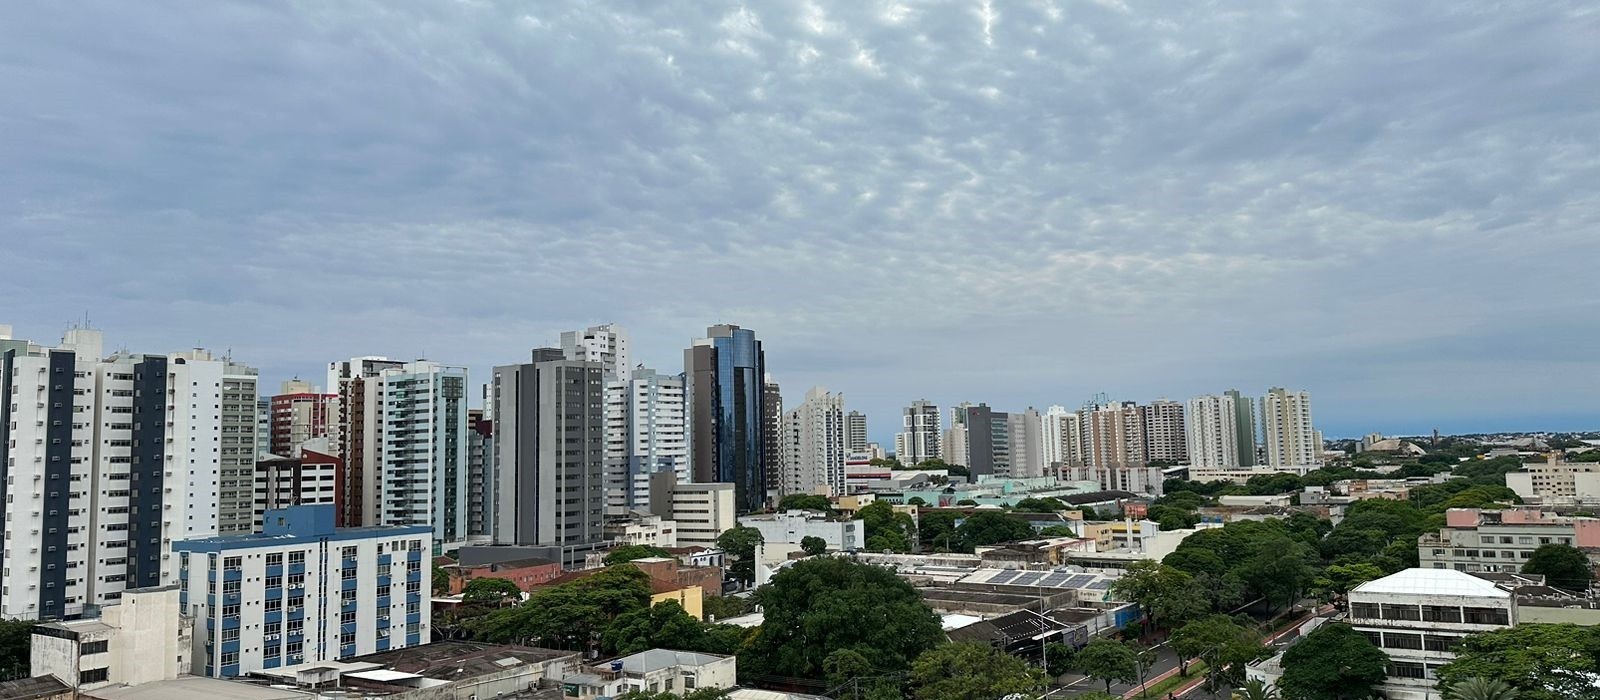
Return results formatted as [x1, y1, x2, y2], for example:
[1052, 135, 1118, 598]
[2, 1, 1597, 443]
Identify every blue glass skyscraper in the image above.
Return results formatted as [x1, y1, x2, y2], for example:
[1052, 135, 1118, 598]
[685, 324, 768, 512]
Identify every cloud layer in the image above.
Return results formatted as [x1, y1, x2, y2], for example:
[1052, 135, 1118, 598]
[3, 0, 1597, 439]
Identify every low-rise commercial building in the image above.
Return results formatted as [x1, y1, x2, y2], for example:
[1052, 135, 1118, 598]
[738, 511, 866, 551]
[562, 649, 736, 699]
[1418, 507, 1600, 575]
[647, 473, 736, 548]
[604, 511, 679, 549]
[172, 504, 432, 677]
[1507, 454, 1600, 504]
[30, 587, 191, 691]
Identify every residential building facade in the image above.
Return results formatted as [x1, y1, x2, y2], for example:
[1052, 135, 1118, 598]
[1261, 387, 1317, 469]
[895, 399, 941, 465]
[560, 323, 631, 382]
[173, 505, 431, 678]
[605, 368, 688, 515]
[267, 379, 335, 457]
[781, 387, 846, 496]
[1186, 393, 1242, 470]
[1419, 507, 1600, 575]
[1139, 399, 1187, 464]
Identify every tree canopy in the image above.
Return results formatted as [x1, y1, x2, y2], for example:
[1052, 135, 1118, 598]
[1168, 614, 1264, 691]
[605, 544, 674, 565]
[460, 577, 523, 605]
[1278, 623, 1389, 700]
[599, 600, 745, 656]
[741, 557, 944, 682]
[907, 642, 1047, 700]
[857, 501, 915, 552]
[1075, 638, 1137, 692]
[468, 565, 652, 650]
[1520, 543, 1592, 590]
[955, 511, 1034, 550]
[716, 525, 764, 585]
[800, 535, 828, 556]
[1435, 623, 1600, 700]
[779, 494, 834, 513]
[0, 620, 30, 681]
[1012, 497, 1068, 513]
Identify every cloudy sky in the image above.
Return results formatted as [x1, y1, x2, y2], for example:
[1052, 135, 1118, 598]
[3, 1, 1597, 441]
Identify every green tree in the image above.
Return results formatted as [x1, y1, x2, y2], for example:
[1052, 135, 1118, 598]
[858, 501, 916, 553]
[1076, 637, 1137, 692]
[1077, 506, 1101, 520]
[1111, 561, 1208, 633]
[605, 544, 673, 565]
[701, 594, 752, 622]
[1278, 623, 1388, 700]
[1044, 642, 1076, 677]
[955, 511, 1034, 550]
[1233, 678, 1280, 700]
[918, 511, 962, 551]
[460, 577, 523, 606]
[599, 600, 742, 656]
[432, 564, 450, 594]
[0, 619, 31, 681]
[1148, 503, 1202, 530]
[1435, 623, 1600, 700]
[1012, 497, 1067, 512]
[469, 565, 651, 649]
[1236, 535, 1317, 613]
[907, 642, 1047, 700]
[741, 558, 944, 681]
[822, 648, 876, 689]
[907, 496, 929, 506]
[717, 526, 764, 585]
[779, 494, 834, 513]
[800, 536, 828, 556]
[1444, 677, 1519, 700]
[1169, 615, 1264, 690]
[1520, 543, 1593, 590]
[1310, 563, 1384, 601]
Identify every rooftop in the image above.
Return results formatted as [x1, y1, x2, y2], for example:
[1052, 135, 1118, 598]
[84, 676, 315, 700]
[616, 648, 731, 674]
[1353, 568, 1511, 598]
[0, 676, 72, 700]
[343, 641, 575, 681]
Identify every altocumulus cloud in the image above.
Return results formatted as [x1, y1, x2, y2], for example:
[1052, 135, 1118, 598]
[1, 0, 1597, 437]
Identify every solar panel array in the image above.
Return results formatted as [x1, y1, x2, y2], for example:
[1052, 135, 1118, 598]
[969, 569, 1109, 590]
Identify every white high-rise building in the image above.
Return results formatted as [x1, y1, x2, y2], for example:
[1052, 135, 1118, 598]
[1140, 399, 1188, 465]
[1261, 387, 1318, 469]
[1041, 405, 1083, 467]
[1186, 394, 1243, 469]
[941, 403, 973, 468]
[342, 361, 470, 547]
[781, 387, 846, 496]
[604, 368, 687, 515]
[561, 323, 631, 382]
[1007, 408, 1046, 477]
[0, 327, 250, 620]
[1081, 402, 1145, 469]
[894, 400, 941, 465]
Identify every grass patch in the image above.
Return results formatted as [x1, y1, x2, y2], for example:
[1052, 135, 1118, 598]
[1131, 661, 1209, 699]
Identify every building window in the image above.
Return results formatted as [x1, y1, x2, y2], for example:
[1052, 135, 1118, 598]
[1349, 602, 1380, 620]
[1389, 661, 1426, 679]
[289, 550, 306, 565]
[266, 575, 282, 588]
[1380, 604, 1421, 621]
[1422, 606, 1462, 623]
[220, 652, 238, 667]
[221, 604, 240, 618]
[223, 556, 242, 571]
[341, 546, 358, 561]
[266, 553, 283, 567]
[1424, 635, 1457, 652]
[1383, 632, 1422, 650]
[81, 640, 109, 655]
[221, 628, 239, 642]
[340, 632, 356, 646]
[1464, 607, 1509, 625]
[265, 599, 282, 613]
[80, 668, 109, 684]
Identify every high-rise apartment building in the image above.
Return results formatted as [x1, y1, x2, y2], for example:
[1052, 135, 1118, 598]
[781, 387, 846, 496]
[684, 325, 768, 512]
[327, 356, 404, 527]
[335, 360, 469, 547]
[845, 411, 868, 453]
[1139, 399, 1187, 465]
[252, 449, 340, 530]
[895, 400, 941, 465]
[173, 504, 431, 677]
[465, 409, 493, 538]
[604, 368, 687, 515]
[762, 380, 784, 495]
[218, 360, 261, 535]
[1007, 408, 1046, 477]
[268, 379, 336, 457]
[1261, 387, 1318, 469]
[942, 403, 973, 468]
[255, 396, 272, 459]
[1224, 389, 1258, 467]
[963, 404, 1011, 477]
[1185, 394, 1243, 469]
[492, 349, 607, 559]
[0, 327, 247, 619]
[561, 323, 631, 382]
[1082, 402, 1145, 469]
[1041, 405, 1082, 467]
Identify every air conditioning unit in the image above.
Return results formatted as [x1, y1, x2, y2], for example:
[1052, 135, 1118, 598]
[265, 634, 279, 641]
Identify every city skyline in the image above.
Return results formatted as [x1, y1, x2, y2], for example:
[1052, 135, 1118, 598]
[3, 2, 1597, 443]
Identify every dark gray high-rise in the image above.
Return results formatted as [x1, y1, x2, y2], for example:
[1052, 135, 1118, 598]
[491, 348, 606, 555]
[685, 325, 768, 513]
[963, 403, 1011, 477]
[1224, 389, 1258, 467]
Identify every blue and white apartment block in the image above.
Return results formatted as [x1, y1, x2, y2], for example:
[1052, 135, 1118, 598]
[172, 504, 432, 677]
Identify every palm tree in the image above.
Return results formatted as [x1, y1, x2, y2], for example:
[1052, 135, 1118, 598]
[1232, 678, 1280, 700]
[1447, 677, 1519, 700]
